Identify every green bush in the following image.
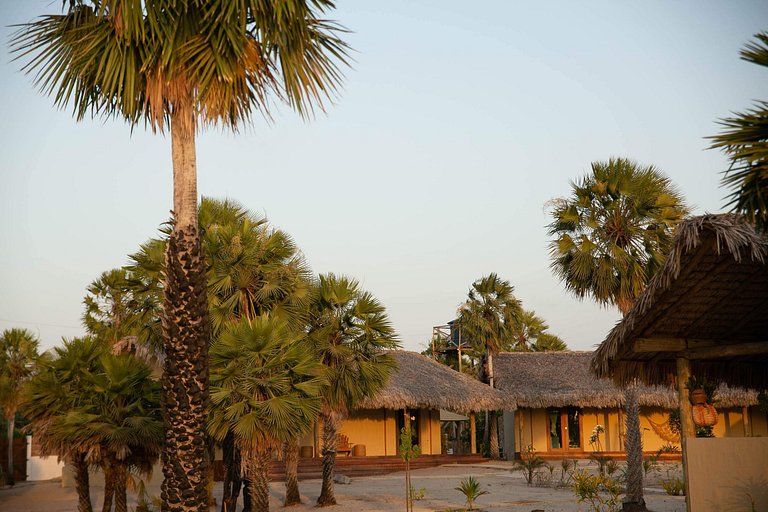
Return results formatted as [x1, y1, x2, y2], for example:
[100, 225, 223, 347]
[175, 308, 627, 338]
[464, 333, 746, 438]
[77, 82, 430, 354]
[571, 470, 622, 512]
[455, 476, 488, 511]
[661, 476, 685, 496]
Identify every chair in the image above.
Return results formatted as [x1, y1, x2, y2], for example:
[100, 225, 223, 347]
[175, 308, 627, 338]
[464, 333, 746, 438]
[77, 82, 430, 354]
[336, 433, 352, 456]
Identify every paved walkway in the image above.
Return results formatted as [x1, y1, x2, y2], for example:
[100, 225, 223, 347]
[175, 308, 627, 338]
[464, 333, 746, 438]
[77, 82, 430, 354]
[0, 462, 687, 511]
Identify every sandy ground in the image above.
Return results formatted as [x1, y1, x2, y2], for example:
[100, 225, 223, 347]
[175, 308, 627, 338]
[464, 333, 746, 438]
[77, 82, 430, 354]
[0, 461, 687, 512]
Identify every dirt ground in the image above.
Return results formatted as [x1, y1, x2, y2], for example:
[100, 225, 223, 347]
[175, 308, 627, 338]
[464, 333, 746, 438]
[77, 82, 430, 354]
[0, 461, 687, 512]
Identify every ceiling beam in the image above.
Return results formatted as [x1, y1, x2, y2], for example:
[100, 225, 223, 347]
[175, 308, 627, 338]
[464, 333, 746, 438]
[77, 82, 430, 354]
[633, 338, 716, 353]
[633, 338, 768, 359]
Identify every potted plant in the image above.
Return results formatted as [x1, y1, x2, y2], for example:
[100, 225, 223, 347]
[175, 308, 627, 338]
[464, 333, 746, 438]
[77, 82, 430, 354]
[686, 376, 718, 428]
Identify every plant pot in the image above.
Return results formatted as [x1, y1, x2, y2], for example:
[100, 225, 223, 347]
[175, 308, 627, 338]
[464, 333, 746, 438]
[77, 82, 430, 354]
[689, 388, 708, 405]
[692, 404, 718, 427]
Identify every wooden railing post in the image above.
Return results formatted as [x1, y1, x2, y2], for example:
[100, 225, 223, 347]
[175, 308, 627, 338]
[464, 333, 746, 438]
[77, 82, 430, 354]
[676, 357, 694, 512]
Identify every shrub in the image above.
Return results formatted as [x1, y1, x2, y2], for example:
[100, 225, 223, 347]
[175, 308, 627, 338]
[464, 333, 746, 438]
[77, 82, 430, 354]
[513, 446, 550, 486]
[661, 476, 685, 496]
[589, 453, 611, 476]
[455, 476, 488, 511]
[571, 470, 622, 512]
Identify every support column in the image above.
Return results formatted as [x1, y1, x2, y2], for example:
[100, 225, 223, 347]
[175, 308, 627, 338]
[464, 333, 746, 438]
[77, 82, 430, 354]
[742, 406, 752, 437]
[676, 357, 694, 512]
[470, 413, 477, 454]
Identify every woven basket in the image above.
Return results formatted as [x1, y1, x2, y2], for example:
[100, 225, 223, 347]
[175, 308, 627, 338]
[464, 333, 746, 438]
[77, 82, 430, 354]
[692, 404, 718, 427]
[690, 389, 708, 405]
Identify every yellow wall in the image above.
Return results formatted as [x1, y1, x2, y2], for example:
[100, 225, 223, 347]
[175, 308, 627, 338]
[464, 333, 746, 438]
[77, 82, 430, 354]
[299, 408, 442, 457]
[512, 405, 765, 456]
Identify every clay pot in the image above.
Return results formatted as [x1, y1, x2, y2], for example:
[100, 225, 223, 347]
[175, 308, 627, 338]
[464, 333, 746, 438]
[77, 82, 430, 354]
[690, 388, 708, 405]
[692, 404, 718, 427]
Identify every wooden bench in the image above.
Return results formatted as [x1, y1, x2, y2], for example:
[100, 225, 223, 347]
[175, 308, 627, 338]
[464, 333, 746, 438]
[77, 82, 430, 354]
[337, 434, 352, 456]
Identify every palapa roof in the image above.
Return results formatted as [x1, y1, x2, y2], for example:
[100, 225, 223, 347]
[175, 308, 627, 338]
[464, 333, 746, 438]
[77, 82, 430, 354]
[495, 351, 757, 409]
[356, 351, 515, 413]
[591, 214, 768, 390]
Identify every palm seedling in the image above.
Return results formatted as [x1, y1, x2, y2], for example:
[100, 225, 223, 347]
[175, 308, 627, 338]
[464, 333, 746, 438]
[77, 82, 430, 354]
[455, 476, 489, 511]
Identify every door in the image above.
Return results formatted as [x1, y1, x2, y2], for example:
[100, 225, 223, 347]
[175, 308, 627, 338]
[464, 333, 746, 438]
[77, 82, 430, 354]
[396, 409, 420, 454]
[547, 407, 582, 452]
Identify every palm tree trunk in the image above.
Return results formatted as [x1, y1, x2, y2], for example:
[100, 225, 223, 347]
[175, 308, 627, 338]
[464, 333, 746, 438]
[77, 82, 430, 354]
[6, 412, 15, 486]
[101, 463, 114, 512]
[221, 432, 242, 512]
[316, 410, 341, 507]
[113, 462, 128, 512]
[283, 438, 301, 506]
[244, 447, 271, 512]
[489, 413, 500, 460]
[72, 452, 93, 512]
[623, 385, 647, 512]
[161, 115, 210, 512]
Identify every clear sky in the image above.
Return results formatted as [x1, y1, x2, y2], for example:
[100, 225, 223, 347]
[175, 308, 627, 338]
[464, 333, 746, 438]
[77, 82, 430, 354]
[1, 1, 766, 353]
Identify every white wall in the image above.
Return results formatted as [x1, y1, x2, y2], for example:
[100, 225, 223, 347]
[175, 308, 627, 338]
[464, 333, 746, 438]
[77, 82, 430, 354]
[25, 436, 64, 481]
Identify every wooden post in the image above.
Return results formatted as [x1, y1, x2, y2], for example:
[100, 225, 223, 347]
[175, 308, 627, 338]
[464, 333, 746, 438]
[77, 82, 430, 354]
[676, 357, 694, 512]
[470, 413, 477, 454]
[742, 406, 752, 437]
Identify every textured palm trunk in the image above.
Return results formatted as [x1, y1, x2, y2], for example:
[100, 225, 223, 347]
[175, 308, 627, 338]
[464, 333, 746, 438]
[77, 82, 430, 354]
[221, 432, 243, 512]
[6, 413, 15, 486]
[623, 385, 647, 512]
[161, 115, 210, 512]
[244, 447, 271, 512]
[113, 462, 128, 512]
[283, 438, 301, 506]
[101, 463, 115, 512]
[489, 413, 500, 460]
[316, 410, 341, 507]
[72, 452, 93, 512]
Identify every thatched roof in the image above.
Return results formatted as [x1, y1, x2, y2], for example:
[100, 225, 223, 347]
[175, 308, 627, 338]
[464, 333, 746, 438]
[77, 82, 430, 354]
[496, 351, 757, 409]
[591, 214, 768, 389]
[356, 351, 515, 413]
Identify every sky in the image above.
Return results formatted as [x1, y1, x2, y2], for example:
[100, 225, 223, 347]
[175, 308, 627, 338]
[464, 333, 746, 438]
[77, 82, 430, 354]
[1, 1, 766, 354]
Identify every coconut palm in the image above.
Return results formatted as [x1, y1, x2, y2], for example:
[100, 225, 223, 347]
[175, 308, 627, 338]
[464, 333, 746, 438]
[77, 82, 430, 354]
[22, 337, 106, 512]
[0, 328, 42, 486]
[530, 333, 568, 352]
[709, 32, 768, 232]
[548, 158, 687, 315]
[208, 316, 324, 512]
[309, 274, 399, 506]
[458, 273, 522, 459]
[548, 158, 688, 510]
[12, 3, 350, 509]
[509, 310, 567, 352]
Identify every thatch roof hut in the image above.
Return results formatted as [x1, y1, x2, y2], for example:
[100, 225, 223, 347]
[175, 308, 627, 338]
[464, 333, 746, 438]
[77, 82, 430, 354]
[357, 351, 514, 413]
[591, 214, 768, 390]
[495, 351, 757, 409]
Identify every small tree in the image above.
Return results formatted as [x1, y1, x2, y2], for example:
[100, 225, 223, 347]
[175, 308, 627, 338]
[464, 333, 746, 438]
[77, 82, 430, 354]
[455, 476, 488, 511]
[399, 418, 421, 512]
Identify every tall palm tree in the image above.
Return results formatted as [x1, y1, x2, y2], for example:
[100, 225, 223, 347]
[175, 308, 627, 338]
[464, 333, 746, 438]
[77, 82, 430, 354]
[530, 333, 568, 352]
[309, 274, 399, 506]
[12, 4, 350, 510]
[0, 328, 42, 486]
[509, 310, 567, 352]
[22, 337, 106, 512]
[710, 32, 768, 232]
[458, 273, 522, 459]
[548, 158, 688, 510]
[208, 316, 324, 512]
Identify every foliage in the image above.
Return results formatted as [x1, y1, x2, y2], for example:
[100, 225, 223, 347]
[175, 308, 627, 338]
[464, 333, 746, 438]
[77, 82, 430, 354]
[455, 476, 488, 511]
[410, 486, 426, 501]
[758, 391, 768, 413]
[571, 470, 623, 512]
[708, 32, 768, 231]
[510, 310, 568, 352]
[400, 425, 422, 512]
[661, 476, 685, 496]
[513, 446, 550, 486]
[643, 455, 660, 477]
[589, 424, 605, 452]
[685, 376, 718, 404]
[668, 408, 716, 438]
[589, 453, 611, 476]
[548, 157, 688, 314]
[657, 443, 680, 454]
[557, 458, 578, 488]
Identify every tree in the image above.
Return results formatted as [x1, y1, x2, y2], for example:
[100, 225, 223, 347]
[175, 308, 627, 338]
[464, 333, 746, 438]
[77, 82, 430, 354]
[458, 273, 522, 459]
[548, 158, 688, 510]
[509, 310, 567, 352]
[22, 337, 106, 512]
[208, 316, 324, 512]
[709, 32, 768, 232]
[12, 3, 350, 510]
[0, 328, 42, 486]
[309, 274, 399, 506]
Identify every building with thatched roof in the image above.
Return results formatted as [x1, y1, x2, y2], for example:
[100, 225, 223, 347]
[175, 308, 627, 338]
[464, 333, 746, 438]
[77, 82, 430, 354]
[494, 351, 764, 459]
[300, 350, 512, 457]
[590, 214, 768, 511]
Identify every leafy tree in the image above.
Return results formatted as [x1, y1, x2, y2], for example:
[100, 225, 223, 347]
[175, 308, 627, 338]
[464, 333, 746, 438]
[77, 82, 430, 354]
[709, 32, 768, 231]
[548, 158, 688, 511]
[530, 333, 568, 352]
[510, 310, 567, 352]
[208, 316, 324, 512]
[12, 3, 350, 509]
[0, 328, 42, 486]
[309, 273, 399, 506]
[458, 273, 522, 459]
[22, 337, 106, 512]
[548, 157, 687, 315]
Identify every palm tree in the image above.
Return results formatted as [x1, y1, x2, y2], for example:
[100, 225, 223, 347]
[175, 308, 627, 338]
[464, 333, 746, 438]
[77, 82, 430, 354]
[208, 316, 324, 512]
[59, 354, 162, 512]
[309, 274, 399, 506]
[709, 32, 768, 232]
[458, 273, 522, 459]
[530, 333, 568, 352]
[509, 310, 567, 352]
[22, 337, 106, 512]
[12, 4, 350, 509]
[0, 328, 42, 486]
[548, 158, 688, 510]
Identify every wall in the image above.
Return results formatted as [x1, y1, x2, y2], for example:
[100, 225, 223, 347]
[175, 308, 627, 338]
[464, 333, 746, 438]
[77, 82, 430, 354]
[26, 436, 64, 481]
[687, 437, 768, 512]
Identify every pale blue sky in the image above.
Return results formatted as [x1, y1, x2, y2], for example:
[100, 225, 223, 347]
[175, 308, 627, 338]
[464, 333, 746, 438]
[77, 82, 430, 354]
[1, 1, 766, 352]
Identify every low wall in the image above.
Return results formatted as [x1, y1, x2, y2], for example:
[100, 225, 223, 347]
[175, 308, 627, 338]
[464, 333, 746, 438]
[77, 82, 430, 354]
[26, 436, 64, 481]
[687, 437, 768, 512]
